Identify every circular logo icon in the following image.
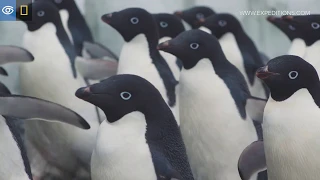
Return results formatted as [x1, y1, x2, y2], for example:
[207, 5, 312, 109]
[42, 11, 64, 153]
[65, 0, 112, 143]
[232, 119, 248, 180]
[2, 6, 14, 15]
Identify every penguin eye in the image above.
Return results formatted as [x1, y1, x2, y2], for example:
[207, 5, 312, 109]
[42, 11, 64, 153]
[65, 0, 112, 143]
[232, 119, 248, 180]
[311, 22, 320, 29]
[120, 92, 132, 100]
[190, 43, 199, 50]
[288, 25, 295, 30]
[160, 21, 168, 28]
[218, 20, 227, 27]
[288, 71, 299, 80]
[37, 10, 45, 17]
[54, 0, 63, 4]
[196, 13, 204, 20]
[130, 17, 139, 24]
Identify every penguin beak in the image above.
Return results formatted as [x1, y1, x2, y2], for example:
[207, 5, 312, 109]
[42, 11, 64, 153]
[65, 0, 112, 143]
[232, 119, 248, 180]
[75, 86, 92, 100]
[256, 66, 279, 80]
[174, 11, 183, 18]
[101, 13, 113, 24]
[157, 41, 171, 51]
[282, 15, 293, 21]
[267, 16, 276, 22]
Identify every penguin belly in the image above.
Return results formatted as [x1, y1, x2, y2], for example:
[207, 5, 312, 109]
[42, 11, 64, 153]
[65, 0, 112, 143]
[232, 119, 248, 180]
[179, 59, 258, 180]
[117, 34, 179, 123]
[0, 116, 30, 180]
[288, 38, 306, 58]
[91, 112, 157, 180]
[263, 89, 320, 180]
[219, 33, 266, 99]
[20, 24, 99, 174]
[303, 41, 320, 74]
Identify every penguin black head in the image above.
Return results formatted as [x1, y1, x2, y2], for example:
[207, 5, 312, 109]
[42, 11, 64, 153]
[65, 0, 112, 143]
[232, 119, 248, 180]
[17, 1, 61, 31]
[153, 13, 185, 39]
[35, 0, 76, 10]
[267, 16, 301, 41]
[200, 13, 243, 39]
[157, 29, 224, 69]
[101, 8, 158, 42]
[75, 74, 165, 123]
[282, 15, 320, 45]
[256, 55, 319, 101]
[174, 6, 215, 29]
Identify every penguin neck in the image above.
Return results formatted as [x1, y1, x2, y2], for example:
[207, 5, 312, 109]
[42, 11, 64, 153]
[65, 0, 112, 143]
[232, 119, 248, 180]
[308, 82, 320, 108]
[55, 21, 77, 78]
[144, 30, 162, 58]
[207, 48, 230, 67]
[231, 29, 260, 58]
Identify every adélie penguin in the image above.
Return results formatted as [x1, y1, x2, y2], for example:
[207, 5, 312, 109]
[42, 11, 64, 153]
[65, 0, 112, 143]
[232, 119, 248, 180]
[158, 29, 266, 180]
[35, 0, 118, 60]
[238, 55, 320, 180]
[16, 1, 105, 179]
[101, 8, 179, 124]
[283, 15, 320, 73]
[174, 6, 215, 29]
[153, 13, 185, 80]
[267, 16, 306, 57]
[75, 74, 194, 180]
[199, 14, 269, 100]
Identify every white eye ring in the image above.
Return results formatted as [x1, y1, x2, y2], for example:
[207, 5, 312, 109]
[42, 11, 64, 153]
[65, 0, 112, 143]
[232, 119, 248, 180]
[190, 43, 199, 49]
[311, 22, 320, 29]
[218, 20, 227, 27]
[54, 0, 63, 4]
[37, 10, 45, 17]
[196, 13, 204, 20]
[160, 21, 168, 28]
[288, 25, 295, 30]
[130, 17, 139, 24]
[288, 71, 298, 79]
[120, 92, 131, 100]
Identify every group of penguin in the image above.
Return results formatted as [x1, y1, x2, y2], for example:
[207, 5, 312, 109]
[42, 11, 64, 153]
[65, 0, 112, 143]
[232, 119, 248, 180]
[1, 0, 320, 180]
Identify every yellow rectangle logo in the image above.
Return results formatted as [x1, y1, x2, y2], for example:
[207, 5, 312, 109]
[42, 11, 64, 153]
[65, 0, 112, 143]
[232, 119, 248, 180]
[20, 5, 28, 16]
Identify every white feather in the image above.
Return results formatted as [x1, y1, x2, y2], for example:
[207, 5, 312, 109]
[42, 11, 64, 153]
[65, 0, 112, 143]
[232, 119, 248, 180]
[59, 10, 73, 44]
[0, 116, 30, 180]
[303, 41, 320, 76]
[91, 112, 157, 180]
[179, 58, 258, 180]
[288, 38, 307, 58]
[263, 89, 320, 180]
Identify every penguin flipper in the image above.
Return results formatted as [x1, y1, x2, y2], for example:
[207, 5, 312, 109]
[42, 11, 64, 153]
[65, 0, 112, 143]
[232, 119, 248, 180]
[238, 140, 267, 180]
[83, 41, 118, 60]
[246, 96, 267, 122]
[0, 95, 90, 129]
[75, 56, 118, 80]
[0, 67, 8, 76]
[0, 45, 34, 65]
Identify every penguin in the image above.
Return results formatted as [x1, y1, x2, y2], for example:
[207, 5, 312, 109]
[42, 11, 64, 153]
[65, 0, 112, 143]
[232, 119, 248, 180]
[199, 13, 269, 101]
[238, 55, 320, 180]
[267, 16, 306, 57]
[35, 0, 118, 60]
[158, 29, 262, 180]
[16, 1, 102, 179]
[75, 74, 194, 180]
[0, 86, 90, 180]
[174, 6, 215, 29]
[153, 13, 185, 80]
[282, 15, 320, 73]
[101, 8, 179, 124]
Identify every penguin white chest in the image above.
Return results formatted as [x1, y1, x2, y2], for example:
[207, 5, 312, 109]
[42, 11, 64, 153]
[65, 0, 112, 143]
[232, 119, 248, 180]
[0, 116, 30, 180]
[263, 89, 320, 180]
[288, 38, 306, 58]
[159, 36, 180, 80]
[303, 41, 320, 74]
[179, 59, 257, 180]
[91, 112, 157, 180]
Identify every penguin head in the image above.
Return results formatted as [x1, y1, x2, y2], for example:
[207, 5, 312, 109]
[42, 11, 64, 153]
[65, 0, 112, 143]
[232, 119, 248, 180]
[200, 13, 242, 39]
[17, 1, 61, 31]
[153, 13, 185, 39]
[282, 15, 320, 45]
[256, 55, 319, 101]
[174, 6, 215, 29]
[35, 0, 75, 10]
[158, 29, 223, 69]
[267, 16, 302, 41]
[75, 74, 164, 123]
[101, 8, 158, 42]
